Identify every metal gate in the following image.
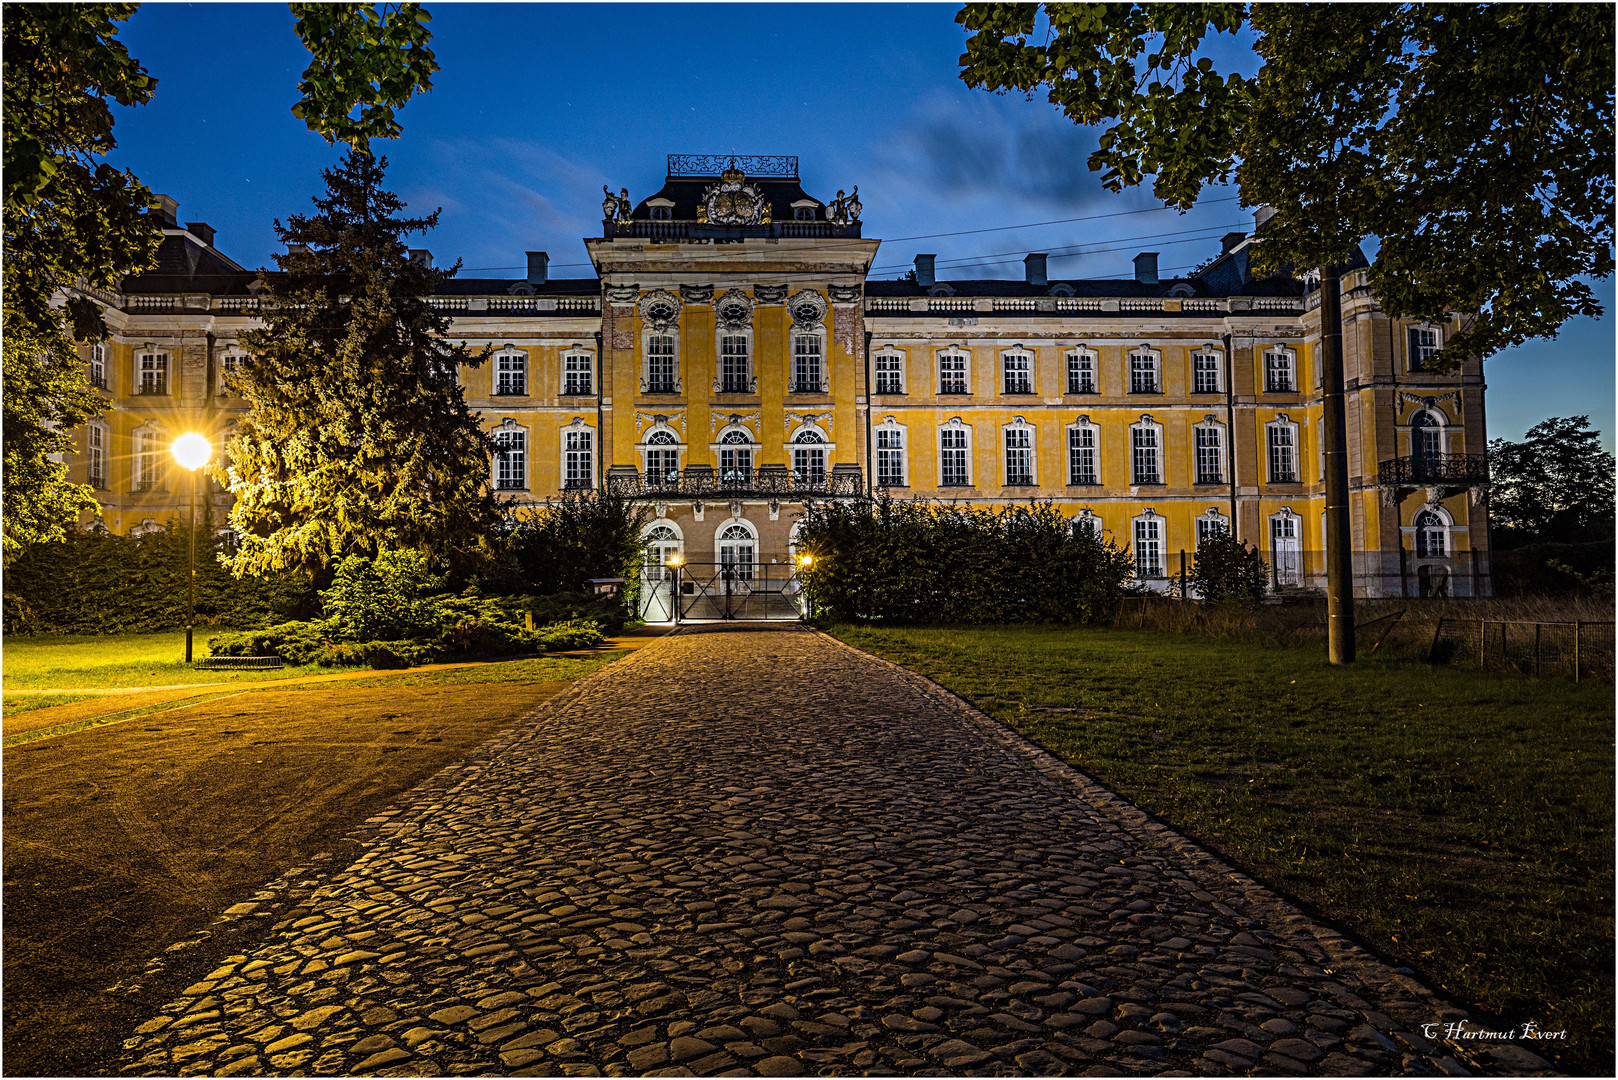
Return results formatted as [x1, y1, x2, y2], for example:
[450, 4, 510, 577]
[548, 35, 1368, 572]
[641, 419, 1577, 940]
[636, 561, 806, 623]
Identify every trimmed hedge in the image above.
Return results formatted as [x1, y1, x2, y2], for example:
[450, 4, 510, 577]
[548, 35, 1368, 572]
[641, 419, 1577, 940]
[207, 616, 605, 670]
[3, 524, 315, 634]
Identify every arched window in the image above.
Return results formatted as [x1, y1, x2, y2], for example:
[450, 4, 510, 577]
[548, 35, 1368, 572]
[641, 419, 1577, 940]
[643, 523, 683, 581]
[718, 522, 756, 580]
[1411, 410, 1443, 478]
[792, 428, 827, 484]
[644, 428, 680, 485]
[718, 427, 754, 480]
[1415, 509, 1448, 558]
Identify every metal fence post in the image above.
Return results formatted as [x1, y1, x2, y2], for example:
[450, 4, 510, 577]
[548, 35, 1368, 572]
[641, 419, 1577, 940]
[1575, 620, 1581, 683]
[1180, 549, 1187, 600]
[1428, 617, 1445, 662]
[1534, 622, 1542, 676]
[1478, 619, 1485, 671]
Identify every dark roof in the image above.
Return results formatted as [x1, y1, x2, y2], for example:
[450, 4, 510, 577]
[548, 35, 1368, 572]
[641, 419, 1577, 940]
[120, 231, 246, 290]
[435, 277, 600, 296]
[632, 178, 823, 223]
[866, 278, 1201, 299]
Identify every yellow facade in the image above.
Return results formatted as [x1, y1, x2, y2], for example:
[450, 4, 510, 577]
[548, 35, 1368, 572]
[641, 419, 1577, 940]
[67, 155, 1491, 599]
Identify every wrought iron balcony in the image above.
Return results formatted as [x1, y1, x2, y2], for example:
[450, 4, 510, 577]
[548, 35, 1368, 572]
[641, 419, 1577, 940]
[493, 384, 528, 397]
[1378, 453, 1490, 488]
[606, 467, 862, 500]
[714, 375, 758, 395]
[789, 377, 831, 395]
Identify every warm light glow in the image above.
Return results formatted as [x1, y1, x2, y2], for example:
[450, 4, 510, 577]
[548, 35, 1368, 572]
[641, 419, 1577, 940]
[172, 432, 211, 470]
[667, 554, 684, 568]
[798, 553, 814, 568]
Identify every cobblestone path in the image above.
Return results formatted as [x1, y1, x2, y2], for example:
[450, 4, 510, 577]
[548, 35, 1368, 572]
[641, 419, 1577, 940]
[121, 628, 1540, 1077]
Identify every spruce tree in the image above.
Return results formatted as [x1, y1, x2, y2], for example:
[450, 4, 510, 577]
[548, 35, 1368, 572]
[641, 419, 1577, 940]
[222, 151, 499, 576]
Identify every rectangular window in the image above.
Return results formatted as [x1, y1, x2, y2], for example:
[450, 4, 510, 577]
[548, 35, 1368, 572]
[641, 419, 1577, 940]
[1002, 352, 1032, 394]
[1004, 427, 1034, 486]
[1129, 351, 1159, 394]
[875, 353, 903, 395]
[940, 428, 970, 486]
[496, 352, 528, 396]
[87, 425, 106, 489]
[1068, 426, 1098, 486]
[1131, 426, 1161, 485]
[1409, 327, 1438, 371]
[646, 336, 676, 393]
[719, 445, 752, 479]
[1196, 516, 1227, 548]
[219, 352, 242, 395]
[564, 429, 593, 489]
[1134, 518, 1163, 578]
[646, 447, 680, 484]
[939, 352, 968, 395]
[876, 428, 906, 487]
[791, 335, 824, 393]
[792, 445, 827, 483]
[135, 430, 163, 491]
[1066, 351, 1096, 394]
[138, 352, 168, 396]
[90, 344, 107, 389]
[1268, 425, 1298, 482]
[1195, 426, 1224, 484]
[495, 429, 527, 489]
[1193, 351, 1222, 394]
[719, 336, 750, 393]
[1265, 350, 1296, 392]
[564, 352, 593, 395]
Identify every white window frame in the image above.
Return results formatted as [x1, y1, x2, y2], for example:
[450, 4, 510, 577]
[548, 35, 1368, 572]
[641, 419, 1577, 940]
[219, 348, 248, 395]
[1267, 414, 1300, 484]
[1133, 512, 1165, 579]
[1195, 509, 1229, 548]
[133, 425, 164, 492]
[86, 419, 108, 489]
[89, 343, 107, 389]
[1065, 348, 1098, 394]
[790, 426, 829, 483]
[493, 420, 529, 491]
[1071, 509, 1101, 537]
[494, 348, 528, 396]
[790, 328, 827, 394]
[715, 330, 753, 394]
[563, 349, 594, 396]
[641, 425, 683, 485]
[1003, 418, 1036, 486]
[561, 423, 595, 490]
[1270, 508, 1304, 585]
[136, 349, 170, 396]
[1066, 417, 1100, 486]
[1409, 408, 1447, 464]
[939, 418, 972, 487]
[716, 519, 759, 581]
[1264, 347, 1298, 393]
[1191, 346, 1224, 394]
[1001, 348, 1034, 395]
[642, 521, 685, 583]
[1193, 420, 1226, 485]
[1130, 416, 1164, 486]
[1408, 324, 1441, 371]
[643, 329, 680, 394]
[715, 425, 756, 481]
[1413, 507, 1452, 559]
[938, 348, 970, 395]
[875, 420, 908, 488]
[874, 349, 905, 395]
[1128, 347, 1161, 394]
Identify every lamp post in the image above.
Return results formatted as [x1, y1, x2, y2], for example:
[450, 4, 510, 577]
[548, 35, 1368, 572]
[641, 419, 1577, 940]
[171, 433, 211, 663]
[667, 553, 683, 626]
[797, 553, 814, 620]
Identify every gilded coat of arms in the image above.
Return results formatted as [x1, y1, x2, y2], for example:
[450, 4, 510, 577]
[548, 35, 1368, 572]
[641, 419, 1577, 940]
[697, 163, 771, 226]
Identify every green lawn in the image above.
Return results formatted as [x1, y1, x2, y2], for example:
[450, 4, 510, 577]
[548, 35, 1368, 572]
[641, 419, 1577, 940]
[2, 631, 327, 691]
[830, 623, 1614, 1077]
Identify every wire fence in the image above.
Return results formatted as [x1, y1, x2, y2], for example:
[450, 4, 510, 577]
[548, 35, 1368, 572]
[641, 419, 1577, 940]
[1109, 596, 1614, 683]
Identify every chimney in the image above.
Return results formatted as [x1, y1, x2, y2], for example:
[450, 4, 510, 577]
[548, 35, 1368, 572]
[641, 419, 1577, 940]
[150, 194, 179, 228]
[409, 248, 433, 268]
[914, 254, 936, 287]
[1133, 251, 1159, 285]
[1221, 231, 1248, 255]
[1024, 253, 1048, 287]
[526, 251, 548, 284]
[1254, 205, 1277, 231]
[186, 221, 216, 248]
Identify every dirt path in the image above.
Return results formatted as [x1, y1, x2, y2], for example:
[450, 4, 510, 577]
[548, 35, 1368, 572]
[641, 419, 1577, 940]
[1, 674, 583, 1077]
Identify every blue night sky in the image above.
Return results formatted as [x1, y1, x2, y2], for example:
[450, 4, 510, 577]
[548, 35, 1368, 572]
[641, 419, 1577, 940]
[108, 2, 1614, 448]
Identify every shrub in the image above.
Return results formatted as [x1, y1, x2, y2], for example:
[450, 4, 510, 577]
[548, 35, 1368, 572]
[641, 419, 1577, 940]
[537, 619, 606, 651]
[488, 491, 650, 596]
[320, 549, 445, 641]
[207, 621, 330, 665]
[1190, 531, 1269, 607]
[795, 496, 1132, 624]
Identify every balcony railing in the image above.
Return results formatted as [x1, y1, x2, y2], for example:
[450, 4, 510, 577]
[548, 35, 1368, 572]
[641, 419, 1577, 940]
[603, 219, 861, 241]
[789, 377, 831, 395]
[493, 384, 528, 396]
[134, 381, 169, 396]
[607, 467, 863, 500]
[715, 376, 758, 395]
[1378, 453, 1490, 488]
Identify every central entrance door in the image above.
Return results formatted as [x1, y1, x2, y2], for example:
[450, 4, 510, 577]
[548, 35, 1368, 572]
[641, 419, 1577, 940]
[671, 560, 806, 621]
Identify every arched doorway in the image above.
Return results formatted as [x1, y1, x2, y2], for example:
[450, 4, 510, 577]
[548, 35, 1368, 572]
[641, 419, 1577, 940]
[718, 522, 756, 582]
[640, 523, 683, 622]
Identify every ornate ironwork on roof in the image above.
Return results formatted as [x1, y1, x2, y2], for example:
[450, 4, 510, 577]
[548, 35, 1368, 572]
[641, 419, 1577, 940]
[667, 154, 798, 179]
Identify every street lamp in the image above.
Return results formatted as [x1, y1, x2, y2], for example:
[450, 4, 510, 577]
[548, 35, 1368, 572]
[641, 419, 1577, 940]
[667, 553, 684, 626]
[171, 433, 211, 663]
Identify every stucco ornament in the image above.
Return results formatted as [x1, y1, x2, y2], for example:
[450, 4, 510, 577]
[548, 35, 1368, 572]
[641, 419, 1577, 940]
[638, 289, 682, 331]
[715, 289, 754, 330]
[787, 290, 828, 330]
[697, 162, 770, 226]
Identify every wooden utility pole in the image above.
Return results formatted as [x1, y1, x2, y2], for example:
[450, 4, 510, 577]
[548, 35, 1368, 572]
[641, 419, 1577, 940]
[1320, 265, 1356, 664]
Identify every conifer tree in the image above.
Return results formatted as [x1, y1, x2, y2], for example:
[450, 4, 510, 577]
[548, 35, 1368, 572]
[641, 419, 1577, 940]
[221, 151, 499, 576]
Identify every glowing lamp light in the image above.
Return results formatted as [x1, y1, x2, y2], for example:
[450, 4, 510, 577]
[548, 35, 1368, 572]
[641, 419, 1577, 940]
[172, 432, 211, 470]
[798, 553, 814, 568]
[667, 554, 684, 569]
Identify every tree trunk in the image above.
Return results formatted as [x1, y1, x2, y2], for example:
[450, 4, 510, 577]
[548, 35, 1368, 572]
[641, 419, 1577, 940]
[1320, 264, 1356, 663]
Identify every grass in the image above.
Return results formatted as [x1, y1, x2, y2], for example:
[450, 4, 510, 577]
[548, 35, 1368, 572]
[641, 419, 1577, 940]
[829, 623, 1615, 1077]
[2, 630, 327, 691]
[2, 692, 97, 714]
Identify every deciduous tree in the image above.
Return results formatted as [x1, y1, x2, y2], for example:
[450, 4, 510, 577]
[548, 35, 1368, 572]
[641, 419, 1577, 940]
[1488, 417, 1616, 544]
[289, 2, 438, 153]
[221, 151, 499, 576]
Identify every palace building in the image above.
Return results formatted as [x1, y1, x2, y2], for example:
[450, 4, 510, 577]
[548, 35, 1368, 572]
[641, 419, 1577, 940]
[67, 154, 1493, 602]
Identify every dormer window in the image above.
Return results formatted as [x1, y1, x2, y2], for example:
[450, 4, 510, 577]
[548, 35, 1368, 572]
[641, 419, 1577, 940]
[650, 205, 672, 221]
[794, 206, 815, 221]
